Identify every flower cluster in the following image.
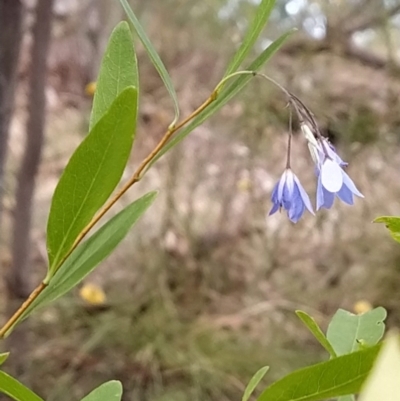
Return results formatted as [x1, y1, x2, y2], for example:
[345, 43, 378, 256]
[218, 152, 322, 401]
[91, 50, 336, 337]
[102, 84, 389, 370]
[269, 94, 363, 223]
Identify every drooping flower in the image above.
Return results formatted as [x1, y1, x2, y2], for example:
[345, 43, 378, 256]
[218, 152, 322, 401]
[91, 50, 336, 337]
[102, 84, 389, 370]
[311, 137, 364, 210]
[269, 169, 314, 223]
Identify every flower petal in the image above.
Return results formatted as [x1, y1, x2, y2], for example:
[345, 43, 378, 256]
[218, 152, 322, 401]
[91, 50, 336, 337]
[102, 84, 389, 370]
[316, 175, 324, 210]
[288, 185, 305, 223]
[322, 187, 335, 209]
[342, 170, 364, 198]
[321, 159, 343, 193]
[293, 175, 314, 215]
[301, 124, 319, 148]
[316, 174, 335, 210]
[337, 183, 354, 205]
[269, 202, 280, 216]
[277, 171, 286, 200]
[270, 180, 280, 204]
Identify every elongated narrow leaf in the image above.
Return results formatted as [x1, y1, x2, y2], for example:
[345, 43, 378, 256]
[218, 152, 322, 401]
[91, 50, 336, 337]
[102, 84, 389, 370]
[81, 381, 123, 401]
[327, 308, 386, 356]
[359, 335, 400, 401]
[243, 366, 269, 401]
[149, 30, 293, 168]
[6, 192, 157, 336]
[47, 87, 137, 272]
[257, 344, 381, 401]
[0, 371, 44, 401]
[374, 216, 400, 244]
[296, 310, 337, 357]
[0, 353, 9, 366]
[119, 0, 179, 124]
[225, 0, 275, 76]
[90, 21, 139, 130]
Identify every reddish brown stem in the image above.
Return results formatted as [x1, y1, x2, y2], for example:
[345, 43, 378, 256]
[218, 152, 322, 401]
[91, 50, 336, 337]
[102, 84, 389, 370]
[0, 282, 47, 338]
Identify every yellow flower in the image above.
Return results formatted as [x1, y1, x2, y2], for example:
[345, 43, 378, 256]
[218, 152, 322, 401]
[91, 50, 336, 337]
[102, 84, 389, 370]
[353, 300, 373, 315]
[85, 82, 97, 97]
[79, 283, 106, 306]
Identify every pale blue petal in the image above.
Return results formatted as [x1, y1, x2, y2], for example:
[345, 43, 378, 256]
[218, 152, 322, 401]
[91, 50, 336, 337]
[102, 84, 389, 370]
[282, 182, 293, 210]
[317, 174, 335, 210]
[270, 181, 280, 204]
[322, 188, 335, 209]
[342, 170, 364, 198]
[324, 141, 347, 166]
[316, 175, 325, 210]
[293, 175, 314, 215]
[337, 183, 354, 205]
[288, 185, 305, 223]
[277, 171, 286, 200]
[321, 159, 343, 192]
[269, 202, 280, 216]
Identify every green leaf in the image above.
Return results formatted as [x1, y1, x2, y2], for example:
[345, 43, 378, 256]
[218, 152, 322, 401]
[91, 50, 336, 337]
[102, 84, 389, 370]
[339, 392, 356, 401]
[150, 29, 294, 168]
[0, 353, 9, 366]
[243, 366, 269, 401]
[0, 371, 44, 401]
[119, 0, 179, 125]
[359, 335, 400, 401]
[225, 0, 276, 76]
[296, 310, 337, 357]
[81, 381, 123, 401]
[6, 191, 157, 335]
[374, 216, 400, 244]
[90, 21, 139, 130]
[327, 307, 387, 356]
[47, 87, 137, 273]
[257, 344, 381, 401]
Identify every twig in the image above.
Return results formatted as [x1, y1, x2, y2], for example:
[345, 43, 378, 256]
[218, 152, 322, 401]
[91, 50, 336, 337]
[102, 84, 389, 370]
[0, 71, 255, 337]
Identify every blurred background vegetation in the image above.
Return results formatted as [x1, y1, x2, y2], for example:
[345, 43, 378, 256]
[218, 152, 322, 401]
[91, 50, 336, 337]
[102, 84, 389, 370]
[1, 0, 400, 400]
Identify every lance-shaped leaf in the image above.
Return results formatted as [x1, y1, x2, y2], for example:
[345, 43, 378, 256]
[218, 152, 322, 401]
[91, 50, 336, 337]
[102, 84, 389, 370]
[296, 310, 337, 357]
[119, 0, 180, 125]
[0, 371, 44, 401]
[149, 30, 293, 169]
[81, 381, 123, 401]
[243, 366, 269, 401]
[225, 0, 276, 76]
[90, 21, 139, 130]
[47, 87, 137, 273]
[0, 353, 9, 366]
[327, 307, 386, 356]
[5, 192, 157, 336]
[257, 344, 381, 401]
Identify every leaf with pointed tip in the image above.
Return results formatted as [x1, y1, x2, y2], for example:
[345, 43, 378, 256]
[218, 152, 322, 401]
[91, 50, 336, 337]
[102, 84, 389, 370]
[257, 344, 381, 401]
[90, 21, 138, 129]
[243, 366, 269, 401]
[0, 353, 9, 366]
[224, 0, 276, 76]
[119, 0, 179, 125]
[296, 310, 337, 357]
[47, 87, 137, 273]
[327, 307, 386, 356]
[5, 192, 157, 337]
[81, 381, 123, 401]
[0, 371, 44, 401]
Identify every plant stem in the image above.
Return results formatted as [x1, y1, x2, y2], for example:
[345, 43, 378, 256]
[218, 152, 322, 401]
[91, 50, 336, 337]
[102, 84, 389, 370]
[0, 78, 234, 336]
[0, 282, 47, 338]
